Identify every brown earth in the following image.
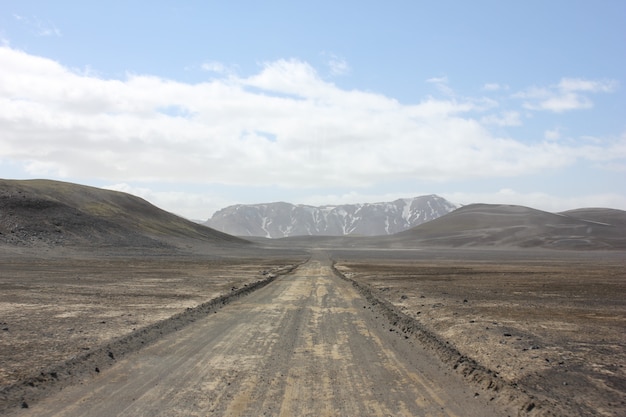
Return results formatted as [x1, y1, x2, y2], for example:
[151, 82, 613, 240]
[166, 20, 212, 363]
[332, 249, 626, 417]
[3, 179, 624, 415]
[0, 247, 624, 416]
[0, 250, 305, 412]
[3, 253, 512, 417]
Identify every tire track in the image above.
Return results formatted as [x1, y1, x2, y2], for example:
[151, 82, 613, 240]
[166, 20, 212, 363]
[1, 262, 302, 413]
[9, 255, 507, 416]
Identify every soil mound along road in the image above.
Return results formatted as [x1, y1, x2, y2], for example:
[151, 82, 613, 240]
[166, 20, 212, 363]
[0, 262, 301, 414]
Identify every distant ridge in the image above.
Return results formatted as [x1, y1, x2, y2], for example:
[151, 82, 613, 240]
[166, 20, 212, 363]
[558, 208, 626, 228]
[389, 203, 626, 250]
[5, 180, 622, 251]
[0, 179, 247, 249]
[205, 195, 457, 238]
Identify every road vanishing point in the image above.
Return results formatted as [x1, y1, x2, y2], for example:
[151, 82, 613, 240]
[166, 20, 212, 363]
[12, 253, 504, 417]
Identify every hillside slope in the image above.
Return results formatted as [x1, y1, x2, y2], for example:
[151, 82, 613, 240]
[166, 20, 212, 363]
[0, 179, 247, 250]
[389, 204, 626, 249]
[559, 207, 626, 228]
[205, 195, 456, 238]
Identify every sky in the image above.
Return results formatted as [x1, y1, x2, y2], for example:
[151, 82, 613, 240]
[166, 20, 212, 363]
[1, 1, 625, 220]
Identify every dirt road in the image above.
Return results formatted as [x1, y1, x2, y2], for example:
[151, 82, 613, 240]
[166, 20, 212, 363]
[10, 254, 506, 417]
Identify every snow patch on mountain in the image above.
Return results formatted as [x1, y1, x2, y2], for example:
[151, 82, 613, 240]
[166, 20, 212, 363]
[205, 195, 457, 238]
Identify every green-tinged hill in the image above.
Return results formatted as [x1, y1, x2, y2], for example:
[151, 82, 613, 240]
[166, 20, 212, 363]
[0, 179, 248, 250]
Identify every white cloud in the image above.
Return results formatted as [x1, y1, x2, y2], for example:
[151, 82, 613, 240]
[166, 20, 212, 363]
[558, 78, 618, 93]
[426, 76, 454, 96]
[103, 183, 233, 220]
[0, 46, 623, 197]
[327, 55, 350, 76]
[297, 191, 422, 208]
[544, 128, 561, 141]
[199, 61, 239, 76]
[514, 77, 618, 113]
[201, 61, 227, 73]
[110, 185, 626, 220]
[481, 111, 522, 127]
[441, 189, 626, 213]
[426, 76, 448, 84]
[483, 83, 500, 91]
[13, 14, 61, 37]
[483, 83, 509, 91]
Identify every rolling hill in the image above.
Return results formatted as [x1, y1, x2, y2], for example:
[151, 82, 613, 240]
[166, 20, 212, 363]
[2, 180, 624, 252]
[559, 207, 626, 228]
[270, 204, 626, 251]
[388, 203, 626, 250]
[0, 179, 248, 250]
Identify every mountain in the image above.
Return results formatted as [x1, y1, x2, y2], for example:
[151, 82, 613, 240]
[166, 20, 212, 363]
[388, 203, 626, 250]
[0, 179, 248, 250]
[204, 195, 457, 238]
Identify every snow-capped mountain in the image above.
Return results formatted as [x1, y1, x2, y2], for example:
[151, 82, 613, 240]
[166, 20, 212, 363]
[204, 195, 457, 238]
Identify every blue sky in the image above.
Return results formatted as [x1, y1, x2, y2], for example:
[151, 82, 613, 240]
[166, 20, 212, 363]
[1, 1, 625, 219]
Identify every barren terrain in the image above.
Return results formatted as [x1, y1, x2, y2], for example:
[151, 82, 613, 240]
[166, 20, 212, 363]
[0, 247, 624, 416]
[333, 249, 626, 417]
[3, 254, 512, 417]
[0, 251, 304, 411]
[1, 180, 625, 416]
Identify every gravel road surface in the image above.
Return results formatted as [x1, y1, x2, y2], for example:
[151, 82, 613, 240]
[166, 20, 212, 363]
[10, 253, 506, 416]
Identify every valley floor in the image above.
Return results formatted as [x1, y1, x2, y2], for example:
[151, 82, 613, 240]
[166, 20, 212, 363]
[4, 253, 508, 417]
[0, 246, 624, 416]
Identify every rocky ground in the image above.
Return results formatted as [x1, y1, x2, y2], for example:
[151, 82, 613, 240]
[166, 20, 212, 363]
[0, 251, 304, 400]
[5, 255, 512, 417]
[333, 249, 626, 417]
[1, 246, 624, 416]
